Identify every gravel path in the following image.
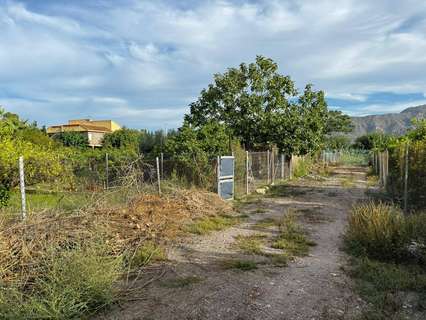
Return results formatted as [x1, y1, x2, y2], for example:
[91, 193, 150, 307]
[98, 166, 368, 320]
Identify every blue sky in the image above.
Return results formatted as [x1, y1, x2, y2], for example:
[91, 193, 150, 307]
[0, 0, 425, 130]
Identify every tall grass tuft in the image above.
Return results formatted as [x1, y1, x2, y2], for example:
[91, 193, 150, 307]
[345, 202, 408, 261]
[0, 242, 122, 319]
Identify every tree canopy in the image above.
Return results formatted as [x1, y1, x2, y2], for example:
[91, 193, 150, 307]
[184, 56, 351, 155]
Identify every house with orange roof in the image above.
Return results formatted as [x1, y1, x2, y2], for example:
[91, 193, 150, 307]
[47, 119, 121, 147]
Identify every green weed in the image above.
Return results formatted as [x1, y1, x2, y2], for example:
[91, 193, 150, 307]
[184, 215, 240, 235]
[128, 241, 166, 268]
[222, 260, 258, 271]
[234, 234, 266, 255]
[272, 214, 316, 257]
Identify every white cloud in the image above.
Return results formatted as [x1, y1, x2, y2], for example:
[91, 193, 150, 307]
[0, 0, 426, 129]
[345, 99, 426, 116]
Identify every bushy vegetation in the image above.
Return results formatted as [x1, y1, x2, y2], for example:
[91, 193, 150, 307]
[345, 202, 426, 318]
[0, 242, 122, 319]
[292, 156, 313, 178]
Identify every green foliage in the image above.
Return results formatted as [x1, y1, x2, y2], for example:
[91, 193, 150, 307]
[102, 128, 140, 152]
[0, 107, 69, 206]
[348, 258, 426, 318]
[185, 56, 343, 155]
[139, 129, 174, 155]
[0, 243, 122, 319]
[15, 126, 58, 147]
[128, 241, 166, 268]
[386, 140, 426, 210]
[325, 110, 354, 134]
[165, 121, 230, 188]
[324, 135, 351, 150]
[53, 131, 89, 148]
[292, 156, 313, 178]
[407, 118, 426, 142]
[339, 150, 370, 166]
[0, 138, 67, 206]
[353, 133, 394, 151]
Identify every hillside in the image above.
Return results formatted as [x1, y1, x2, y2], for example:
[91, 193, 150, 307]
[350, 104, 426, 137]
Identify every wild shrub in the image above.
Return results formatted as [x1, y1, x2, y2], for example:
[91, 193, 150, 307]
[345, 202, 408, 261]
[128, 241, 166, 268]
[292, 156, 312, 178]
[0, 242, 122, 319]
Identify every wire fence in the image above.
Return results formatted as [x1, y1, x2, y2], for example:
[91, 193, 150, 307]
[320, 150, 370, 166]
[7, 149, 306, 217]
[375, 141, 426, 212]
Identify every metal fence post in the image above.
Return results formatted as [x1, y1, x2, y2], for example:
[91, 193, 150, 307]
[217, 156, 220, 196]
[19, 156, 26, 219]
[105, 153, 109, 189]
[267, 150, 270, 184]
[271, 150, 275, 185]
[156, 157, 161, 195]
[246, 151, 249, 195]
[160, 152, 164, 179]
[403, 142, 409, 214]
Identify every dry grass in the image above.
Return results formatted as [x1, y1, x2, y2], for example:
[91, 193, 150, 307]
[0, 188, 231, 319]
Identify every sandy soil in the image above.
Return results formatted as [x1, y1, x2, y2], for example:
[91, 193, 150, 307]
[97, 166, 368, 320]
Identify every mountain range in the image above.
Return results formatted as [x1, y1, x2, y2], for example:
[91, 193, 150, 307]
[349, 104, 426, 138]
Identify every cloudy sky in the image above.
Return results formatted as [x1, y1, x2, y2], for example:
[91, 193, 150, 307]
[0, 0, 425, 130]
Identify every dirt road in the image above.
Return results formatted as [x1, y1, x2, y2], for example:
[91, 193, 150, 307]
[99, 166, 368, 320]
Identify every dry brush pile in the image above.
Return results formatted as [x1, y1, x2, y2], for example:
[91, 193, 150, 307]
[0, 188, 232, 319]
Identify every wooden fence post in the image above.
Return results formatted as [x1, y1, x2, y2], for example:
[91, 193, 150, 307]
[19, 156, 26, 219]
[281, 154, 285, 179]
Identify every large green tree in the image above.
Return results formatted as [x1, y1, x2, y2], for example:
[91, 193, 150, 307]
[185, 56, 341, 155]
